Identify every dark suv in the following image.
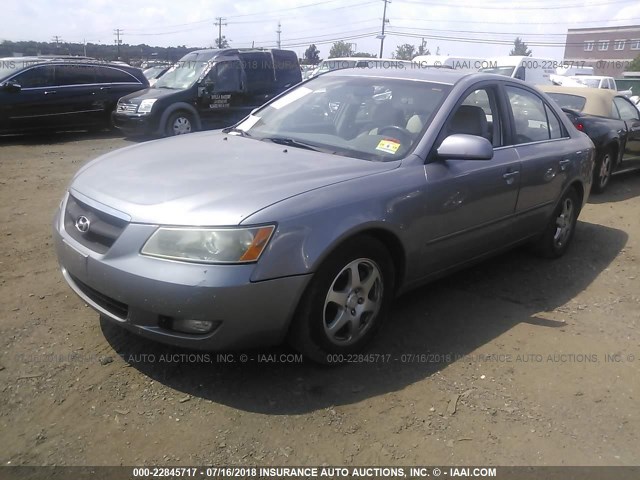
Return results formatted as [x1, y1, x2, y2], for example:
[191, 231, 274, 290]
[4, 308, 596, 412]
[0, 56, 148, 134]
[112, 48, 302, 136]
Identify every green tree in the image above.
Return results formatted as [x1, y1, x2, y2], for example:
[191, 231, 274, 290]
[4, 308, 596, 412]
[303, 44, 321, 65]
[628, 54, 640, 71]
[329, 41, 353, 58]
[393, 43, 416, 60]
[215, 36, 230, 48]
[510, 37, 532, 56]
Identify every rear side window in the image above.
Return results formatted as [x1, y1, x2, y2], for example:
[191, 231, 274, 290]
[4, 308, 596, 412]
[55, 65, 97, 85]
[97, 67, 139, 84]
[14, 65, 56, 88]
[241, 52, 275, 94]
[272, 50, 301, 88]
[506, 86, 566, 144]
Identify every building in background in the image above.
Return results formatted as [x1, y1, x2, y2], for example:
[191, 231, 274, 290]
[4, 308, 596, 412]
[564, 25, 640, 77]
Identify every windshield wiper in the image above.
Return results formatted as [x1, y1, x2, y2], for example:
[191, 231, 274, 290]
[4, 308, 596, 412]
[222, 126, 252, 137]
[260, 136, 325, 152]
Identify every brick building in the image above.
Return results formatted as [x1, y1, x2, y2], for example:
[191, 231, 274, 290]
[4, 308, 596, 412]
[564, 25, 640, 77]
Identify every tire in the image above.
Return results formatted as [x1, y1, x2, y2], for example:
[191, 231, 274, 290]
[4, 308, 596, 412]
[288, 236, 395, 364]
[533, 187, 580, 259]
[591, 148, 614, 194]
[165, 111, 196, 136]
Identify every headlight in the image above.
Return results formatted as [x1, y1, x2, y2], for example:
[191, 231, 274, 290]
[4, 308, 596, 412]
[137, 99, 157, 114]
[141, 226, 275, 264]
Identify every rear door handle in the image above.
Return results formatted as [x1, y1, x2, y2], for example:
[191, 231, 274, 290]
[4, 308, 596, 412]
[559, 159, 571, 171]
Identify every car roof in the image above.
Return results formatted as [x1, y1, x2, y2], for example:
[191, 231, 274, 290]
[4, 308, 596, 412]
[539, 85, 618, 116]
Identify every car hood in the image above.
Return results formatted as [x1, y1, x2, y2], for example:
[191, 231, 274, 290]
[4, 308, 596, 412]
[70, 131, 400, 225]
[118, 86, 181, 103]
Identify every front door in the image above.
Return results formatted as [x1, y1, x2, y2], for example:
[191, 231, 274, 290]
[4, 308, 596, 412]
[197, 60, 247, 128]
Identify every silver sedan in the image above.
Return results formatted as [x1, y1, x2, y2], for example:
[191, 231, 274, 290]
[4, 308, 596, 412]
[54, 68, 595, 362]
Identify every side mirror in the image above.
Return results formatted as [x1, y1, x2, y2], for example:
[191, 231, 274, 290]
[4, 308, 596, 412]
[437, 134, 493, 161]
[1, 81, 21, 93]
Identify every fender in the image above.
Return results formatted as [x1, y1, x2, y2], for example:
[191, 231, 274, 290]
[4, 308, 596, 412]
[154, 102, 202, 135]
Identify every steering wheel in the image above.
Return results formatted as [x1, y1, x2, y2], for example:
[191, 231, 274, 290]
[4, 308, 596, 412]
[377, 125, 413, 144]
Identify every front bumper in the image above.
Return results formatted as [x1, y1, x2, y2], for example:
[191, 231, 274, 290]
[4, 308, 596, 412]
[53, 199, 311, 351]
[111, 111, 157, 136]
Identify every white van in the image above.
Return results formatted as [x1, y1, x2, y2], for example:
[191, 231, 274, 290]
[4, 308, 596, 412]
[479, 56, 558, 85]
[411, 55, 489, 72]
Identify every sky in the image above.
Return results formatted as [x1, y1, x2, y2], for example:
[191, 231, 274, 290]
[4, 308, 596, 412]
[3, 0, 640, 60]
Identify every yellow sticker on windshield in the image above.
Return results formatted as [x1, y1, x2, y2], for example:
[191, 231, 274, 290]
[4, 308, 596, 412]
[376, 139, 401, 154]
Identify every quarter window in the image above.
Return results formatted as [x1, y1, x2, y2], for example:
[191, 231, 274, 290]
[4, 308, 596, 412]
[96, 67, 138, 83]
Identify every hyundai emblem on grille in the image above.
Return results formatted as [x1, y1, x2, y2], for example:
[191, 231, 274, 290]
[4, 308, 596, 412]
[75, 215, 91, 233]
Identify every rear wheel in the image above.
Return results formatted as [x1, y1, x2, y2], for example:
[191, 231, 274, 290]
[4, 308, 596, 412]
[533, 187, 580, 259]
[165, 111, 196, 136]
[288, 236, 394, 364]
[592, 148, 614, 194]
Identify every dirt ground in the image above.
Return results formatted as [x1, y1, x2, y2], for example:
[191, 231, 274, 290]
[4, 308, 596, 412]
[0, 131, 639, 468]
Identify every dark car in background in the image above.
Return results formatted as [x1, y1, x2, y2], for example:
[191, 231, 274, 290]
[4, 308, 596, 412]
[541, 85, 640, 193]
[55, 69, 594, 362]
[112, 48, 302, 137]
[0, 56, 148, 134]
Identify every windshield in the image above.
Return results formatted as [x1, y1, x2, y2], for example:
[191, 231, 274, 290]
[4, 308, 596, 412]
[143, 66, 167, 80]
[235, 75, 451, 162]
[479, 66, 515, 77]
[154, 54, 212, 89]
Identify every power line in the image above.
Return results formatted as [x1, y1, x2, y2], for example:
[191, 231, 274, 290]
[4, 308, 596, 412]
[397, 0, 638, 9]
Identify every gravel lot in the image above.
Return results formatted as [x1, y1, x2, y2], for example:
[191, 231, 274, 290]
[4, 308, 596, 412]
[1, 131, 639, 467]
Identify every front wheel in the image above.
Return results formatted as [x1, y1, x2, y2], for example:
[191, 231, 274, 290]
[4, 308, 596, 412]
[592, 148, 614, 194]
[165, 111, 196, 136]
[288, 236, 395, 363]
[533, 188, 580, 259]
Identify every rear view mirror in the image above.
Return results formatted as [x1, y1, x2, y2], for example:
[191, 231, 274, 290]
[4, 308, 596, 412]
[437, 134, 493, 160]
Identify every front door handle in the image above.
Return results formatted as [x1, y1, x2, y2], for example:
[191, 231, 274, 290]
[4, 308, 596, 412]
[559, 159, 571, 171]
[503, 170, 520, 185]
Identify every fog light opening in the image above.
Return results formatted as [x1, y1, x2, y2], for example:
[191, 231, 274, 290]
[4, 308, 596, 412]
[172, 318, 218, 334]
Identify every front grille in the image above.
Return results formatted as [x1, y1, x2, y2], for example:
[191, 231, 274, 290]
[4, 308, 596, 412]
[64, 195, 128, 253]
[117, 103, 137, 114]
[70, 274, 129, 320]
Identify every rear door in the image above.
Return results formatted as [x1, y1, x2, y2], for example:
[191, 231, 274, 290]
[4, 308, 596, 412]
[53, 64, 102, 127]
[505, 84, 576, 236]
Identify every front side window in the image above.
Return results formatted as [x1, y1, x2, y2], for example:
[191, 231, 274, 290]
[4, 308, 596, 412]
[236, 75, 451, 161]
[613, 97, 640, 121]
[506, 86, 560, 144]
[449, 87, 503, 147]
[13, 65, 56, 88]
[205, 61, 242, 93]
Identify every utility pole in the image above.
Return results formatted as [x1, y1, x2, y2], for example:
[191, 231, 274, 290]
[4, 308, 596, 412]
[214, 17, 227, 48]
[52, 36, 62, 49]
[276, 21, 282, 49]
[378, 0, 390, 58]
[113, 29, 123, 59]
